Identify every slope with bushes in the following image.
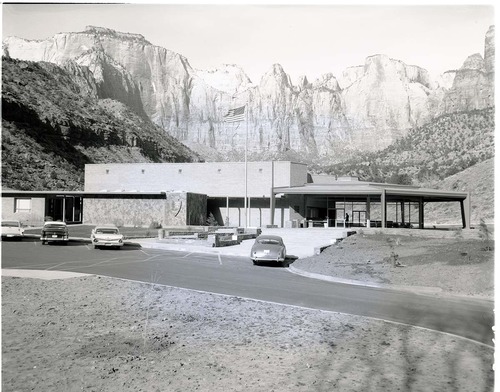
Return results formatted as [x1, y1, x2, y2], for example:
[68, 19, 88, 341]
[323, 108, 494, 184]
[1, 57, 200, 191]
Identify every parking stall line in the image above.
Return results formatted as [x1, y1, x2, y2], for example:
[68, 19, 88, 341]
[44, 257, 112, 270]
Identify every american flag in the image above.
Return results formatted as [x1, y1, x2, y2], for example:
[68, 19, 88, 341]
[223, 105, 246, 123]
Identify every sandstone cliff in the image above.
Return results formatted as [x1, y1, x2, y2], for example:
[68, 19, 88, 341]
[2, 25, 495, 162]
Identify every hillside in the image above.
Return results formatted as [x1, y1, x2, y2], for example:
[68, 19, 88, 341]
[1, 57, 200, 191]
[322, 108, 494, 184]
[424, 158, 494, 224]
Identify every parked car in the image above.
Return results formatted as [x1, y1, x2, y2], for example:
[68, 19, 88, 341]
[91, 225, 124, 249]
[1, 220, 25, 240]
[41, 221, 69, 245]
[250, 235, 287, 265]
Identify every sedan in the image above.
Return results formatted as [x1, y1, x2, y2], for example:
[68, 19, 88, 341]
[91, 225, 124, 249]
[250, 235, 287, 266]
[41, 221, 69, 245]
[1, 220, 25, 240]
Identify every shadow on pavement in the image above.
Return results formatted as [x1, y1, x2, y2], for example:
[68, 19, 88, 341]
[255, 255, 298, 268]
[122, 242, 143, 250]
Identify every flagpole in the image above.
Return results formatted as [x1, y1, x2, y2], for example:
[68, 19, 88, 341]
[244, 104, 248, 229]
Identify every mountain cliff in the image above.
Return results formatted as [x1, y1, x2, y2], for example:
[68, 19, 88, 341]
[1, 57, 200, 190]
[2, 25, 495, 163]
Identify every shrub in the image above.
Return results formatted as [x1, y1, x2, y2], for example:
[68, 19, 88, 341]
[149, 220, 162, 229]
[112, 218, 124, 228]
[478, 218, 493, 251]
[206, 213, 219, 226]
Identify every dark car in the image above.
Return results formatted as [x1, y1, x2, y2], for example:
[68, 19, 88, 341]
[41, 221, 69, 245]
[250, 235, 287, 265]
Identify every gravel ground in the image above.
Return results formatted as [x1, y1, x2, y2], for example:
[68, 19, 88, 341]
[2, 232, 495, 391]
[294, 231, 494, 299]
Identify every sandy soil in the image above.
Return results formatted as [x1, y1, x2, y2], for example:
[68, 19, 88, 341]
[2, 232, 495, 392]
[294, 231, 495, 299]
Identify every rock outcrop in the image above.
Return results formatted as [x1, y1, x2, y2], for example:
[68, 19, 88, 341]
[3, 25, 495, 160]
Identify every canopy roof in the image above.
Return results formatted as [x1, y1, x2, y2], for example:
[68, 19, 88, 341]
[273, 181, 468, 202]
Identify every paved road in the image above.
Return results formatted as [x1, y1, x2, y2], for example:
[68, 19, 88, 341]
[1, 239, 494, 346]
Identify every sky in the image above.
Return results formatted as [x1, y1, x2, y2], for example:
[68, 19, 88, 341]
[1, 2, 495, 84]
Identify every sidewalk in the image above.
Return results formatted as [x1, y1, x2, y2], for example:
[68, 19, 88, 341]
[134, 227, 352, 259]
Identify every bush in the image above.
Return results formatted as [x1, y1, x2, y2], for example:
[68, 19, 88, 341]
[206, 213, 219, 226]
[112, 218, 124, 228]
[478, 218, 493, 251]
[149, 220, 162, 229]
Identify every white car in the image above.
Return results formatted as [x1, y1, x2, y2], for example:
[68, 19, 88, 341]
[1, 220, 24, 240]
[250, 235, 287, 265]
[91, 225, 124, 249]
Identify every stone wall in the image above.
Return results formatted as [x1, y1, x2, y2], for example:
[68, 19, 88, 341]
[82, 192, 207, 227]
[83, 198, 166, 227]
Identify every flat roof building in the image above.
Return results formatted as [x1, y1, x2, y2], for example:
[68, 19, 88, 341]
[2, 161, 470, 229]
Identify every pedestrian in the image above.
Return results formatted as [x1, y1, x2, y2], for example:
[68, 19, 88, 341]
[345, 213, 349, 228]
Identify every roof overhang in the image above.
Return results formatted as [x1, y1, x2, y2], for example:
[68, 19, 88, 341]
[1, 190, 168, 199]
[273, 184, 468, 202]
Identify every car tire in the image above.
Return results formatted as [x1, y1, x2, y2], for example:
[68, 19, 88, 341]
[94, 245, 99, 250]
[41, 241, 46, 245]
[252, 260, 259, 266]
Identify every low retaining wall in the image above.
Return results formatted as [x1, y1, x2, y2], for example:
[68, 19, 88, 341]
[313, 230, 357, 255]
[159, 226, 262, 248]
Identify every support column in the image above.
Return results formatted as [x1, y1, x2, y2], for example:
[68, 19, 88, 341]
[366, 196, 371, 227]
[270, 192, 275, 226]
[461, 192, 471, 229]
[419, 197, 424, 229]
[400, 201, 405, 226]
[226, 197, 229, 226]
[248, 197, 251, 227]
[269, 160, 275, 227]
[381, 190, 386, 228]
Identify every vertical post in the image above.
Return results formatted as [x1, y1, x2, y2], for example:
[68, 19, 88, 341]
[269, 160, 275, 227]
[381, 190, 386, 228]
[366, 196, 371, 227]
[226, 196, 229, 226]
[270, 191, 275, 226]
[461, 192, 471, 229]
[419, 197, 424, 229]
[244, 105, 248, 228]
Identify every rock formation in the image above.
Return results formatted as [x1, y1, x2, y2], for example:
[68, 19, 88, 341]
[3, 25, 494, 161]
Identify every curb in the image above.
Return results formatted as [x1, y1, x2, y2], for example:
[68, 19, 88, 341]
[287, 265, 444, 296]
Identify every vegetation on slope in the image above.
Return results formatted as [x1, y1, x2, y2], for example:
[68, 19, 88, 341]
[1, 57, 200, 191]
[424, 158, 494, 224]
[322, 108, 494, 185]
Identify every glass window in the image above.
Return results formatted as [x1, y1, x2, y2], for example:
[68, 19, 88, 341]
[15, 198, 31, 213]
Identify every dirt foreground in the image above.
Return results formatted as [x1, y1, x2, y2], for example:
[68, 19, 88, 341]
[2, 232, 495, 392]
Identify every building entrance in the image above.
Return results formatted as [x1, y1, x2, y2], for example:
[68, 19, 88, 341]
[46, 196, 82, 223]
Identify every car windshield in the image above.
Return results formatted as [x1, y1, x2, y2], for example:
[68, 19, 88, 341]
[257, 238, 281, 245]
[2, 221, 20, 227]
[96, 229, 119, 234]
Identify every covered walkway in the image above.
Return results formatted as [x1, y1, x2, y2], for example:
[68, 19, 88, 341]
[271, 179, 471, 229]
